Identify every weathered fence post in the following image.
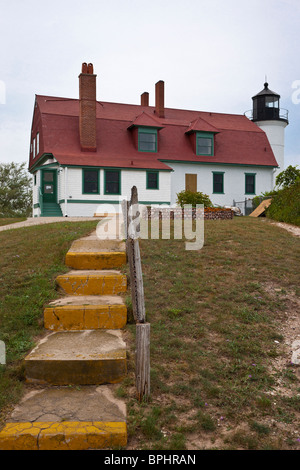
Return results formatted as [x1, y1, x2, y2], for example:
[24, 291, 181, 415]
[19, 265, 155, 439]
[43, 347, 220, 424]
[135, 322, 150, 402]
[124, 186, 150, 402]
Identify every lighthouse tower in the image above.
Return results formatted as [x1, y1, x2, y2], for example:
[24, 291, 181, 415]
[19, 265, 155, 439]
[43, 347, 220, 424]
[250, 82, 289, 184]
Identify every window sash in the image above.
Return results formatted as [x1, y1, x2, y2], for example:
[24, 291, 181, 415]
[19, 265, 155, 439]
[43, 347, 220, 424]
[83, 169, 99, 194]
[245, 174, 255, 194]
[213, 173, 224, 193]
[147, 171, 159, 189]
[196, 135, 213, 156]
[138, 129, 157, 152]
[105, 170, 120, 194]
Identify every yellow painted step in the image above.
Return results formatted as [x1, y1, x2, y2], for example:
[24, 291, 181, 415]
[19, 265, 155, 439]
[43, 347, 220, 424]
[65, 251, 127, 270]
[0, 421, 127, 450]
[56, 270, 127, 296]
[44, 302, 127, 331]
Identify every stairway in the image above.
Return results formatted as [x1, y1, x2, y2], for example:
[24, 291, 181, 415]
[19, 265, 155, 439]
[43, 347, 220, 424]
[42, 202, 63, 217]
[0, 229, 128, 450]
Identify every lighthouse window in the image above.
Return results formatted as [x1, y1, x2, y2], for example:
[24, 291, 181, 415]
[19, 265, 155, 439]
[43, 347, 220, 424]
[266, 97, 279, 108]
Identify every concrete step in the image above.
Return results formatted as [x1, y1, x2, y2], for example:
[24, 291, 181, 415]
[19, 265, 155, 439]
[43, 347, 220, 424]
[65, 251, 127, 270]
[24, 330, 127, 386]
[56, 270, 127, 296]
[44, 296, 127, 331]
[0, 385, 127, 450]
[69, 237, 126, 253]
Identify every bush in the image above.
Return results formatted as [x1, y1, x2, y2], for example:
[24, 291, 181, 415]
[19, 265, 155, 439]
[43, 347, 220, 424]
[176, 190, 213, 208]
[267, 181, 300, 226]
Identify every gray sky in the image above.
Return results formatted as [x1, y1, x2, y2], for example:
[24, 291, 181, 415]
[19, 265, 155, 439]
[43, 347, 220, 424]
[0, 0, 299, 168]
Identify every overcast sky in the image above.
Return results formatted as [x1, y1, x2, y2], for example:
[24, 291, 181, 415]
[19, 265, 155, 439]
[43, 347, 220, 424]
[0, 0, 299, 169]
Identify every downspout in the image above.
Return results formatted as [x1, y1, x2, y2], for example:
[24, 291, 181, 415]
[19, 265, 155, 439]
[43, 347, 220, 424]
[272, 168, 277, 190]
[64, 167, 68, 217]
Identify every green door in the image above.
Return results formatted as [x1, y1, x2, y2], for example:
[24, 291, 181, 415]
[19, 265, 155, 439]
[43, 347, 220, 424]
[42, 170, 57, 203]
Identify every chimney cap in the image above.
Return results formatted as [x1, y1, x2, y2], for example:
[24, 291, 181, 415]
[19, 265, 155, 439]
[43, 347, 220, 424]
[81, 62, 94, 74]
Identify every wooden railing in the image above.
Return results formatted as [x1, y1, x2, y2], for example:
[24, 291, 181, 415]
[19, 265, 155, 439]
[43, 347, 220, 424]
[122, 186, 150, 402]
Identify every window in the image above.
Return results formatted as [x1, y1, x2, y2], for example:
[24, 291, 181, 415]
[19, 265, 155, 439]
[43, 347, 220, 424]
[83, 169, 99, 194]
[138, 128, 157, 152]
[196, 132, 214, 156]
[105, 170, 121, 195]
[33, 138, 36, 158]
[245, 173, 256, 194]
[147, 171, 159, 190]
[36, 132, 39, 155]
[265, 96, 279, 108]
[213, 172, 224, 194]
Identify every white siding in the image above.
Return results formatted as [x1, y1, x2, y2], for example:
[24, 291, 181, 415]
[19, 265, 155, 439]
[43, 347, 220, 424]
[168, 163, 275, 207]
[121, 170, 171, 203]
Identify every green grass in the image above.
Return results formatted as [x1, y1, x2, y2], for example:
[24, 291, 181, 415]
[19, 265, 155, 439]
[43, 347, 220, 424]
[123, 217, 300, 450]
[0, 216, 299, 450]
[0, 220, 98, 420]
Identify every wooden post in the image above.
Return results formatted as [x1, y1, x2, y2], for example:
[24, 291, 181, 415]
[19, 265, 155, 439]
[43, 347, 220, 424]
[126, 237, 146, 323]
[136, 322, 150, 402]
[126, 186, 150, 401]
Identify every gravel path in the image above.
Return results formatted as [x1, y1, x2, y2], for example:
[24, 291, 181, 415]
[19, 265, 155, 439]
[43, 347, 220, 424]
[271, 221, 300, 237]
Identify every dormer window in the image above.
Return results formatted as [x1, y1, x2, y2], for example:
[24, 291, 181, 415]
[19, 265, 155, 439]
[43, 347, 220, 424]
[138, 128, 157, 152]
[196, 132, 214, 156]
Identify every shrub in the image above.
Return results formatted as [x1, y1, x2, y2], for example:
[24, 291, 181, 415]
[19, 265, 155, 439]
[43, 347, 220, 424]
[267, 181, 300, 226]
[176, 190, 213, 208]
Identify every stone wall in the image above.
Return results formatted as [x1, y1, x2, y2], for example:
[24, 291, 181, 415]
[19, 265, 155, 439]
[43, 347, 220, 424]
[142, 207, 233, 220]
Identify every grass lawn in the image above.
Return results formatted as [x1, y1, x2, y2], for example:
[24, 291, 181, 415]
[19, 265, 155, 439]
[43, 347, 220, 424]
[123, 217, 300, 450]
[0, 216, 299, 450]
[0, 218, 27, 227]
[0, 220, 98, 423]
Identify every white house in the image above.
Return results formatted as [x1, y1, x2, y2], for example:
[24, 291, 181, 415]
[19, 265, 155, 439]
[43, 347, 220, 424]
[28, 63, 288, 217]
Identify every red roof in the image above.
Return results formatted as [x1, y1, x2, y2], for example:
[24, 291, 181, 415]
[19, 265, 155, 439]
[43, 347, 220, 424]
[29, 95, 278, 171]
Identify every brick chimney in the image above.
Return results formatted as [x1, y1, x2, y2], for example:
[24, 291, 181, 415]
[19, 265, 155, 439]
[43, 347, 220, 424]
[141, 92, 149, 106]
[155, 80, 164, 118]
[79, 62, 97, 152]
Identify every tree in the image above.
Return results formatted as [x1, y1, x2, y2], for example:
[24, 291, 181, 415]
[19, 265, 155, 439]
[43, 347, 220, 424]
[275, 165, 300, 189]
[0, 162, 32, 217]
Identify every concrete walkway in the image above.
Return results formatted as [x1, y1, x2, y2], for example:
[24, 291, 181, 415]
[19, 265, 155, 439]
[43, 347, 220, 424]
[0, 217, 103, 232]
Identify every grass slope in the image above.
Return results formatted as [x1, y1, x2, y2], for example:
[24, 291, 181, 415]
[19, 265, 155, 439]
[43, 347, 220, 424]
[123, 217, 300, 450]
[0, 221, 98, 421]
[1, 217, 299, 450]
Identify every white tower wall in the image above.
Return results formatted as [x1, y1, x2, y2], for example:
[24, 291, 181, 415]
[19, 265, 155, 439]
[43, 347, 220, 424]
[254, 120, 288, 185]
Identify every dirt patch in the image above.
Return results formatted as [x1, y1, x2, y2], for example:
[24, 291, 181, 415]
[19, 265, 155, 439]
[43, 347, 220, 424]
[270, 221, 300, 237]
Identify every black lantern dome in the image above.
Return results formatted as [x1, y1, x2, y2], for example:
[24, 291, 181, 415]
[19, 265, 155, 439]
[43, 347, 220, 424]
[252, 82, 288, 123]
